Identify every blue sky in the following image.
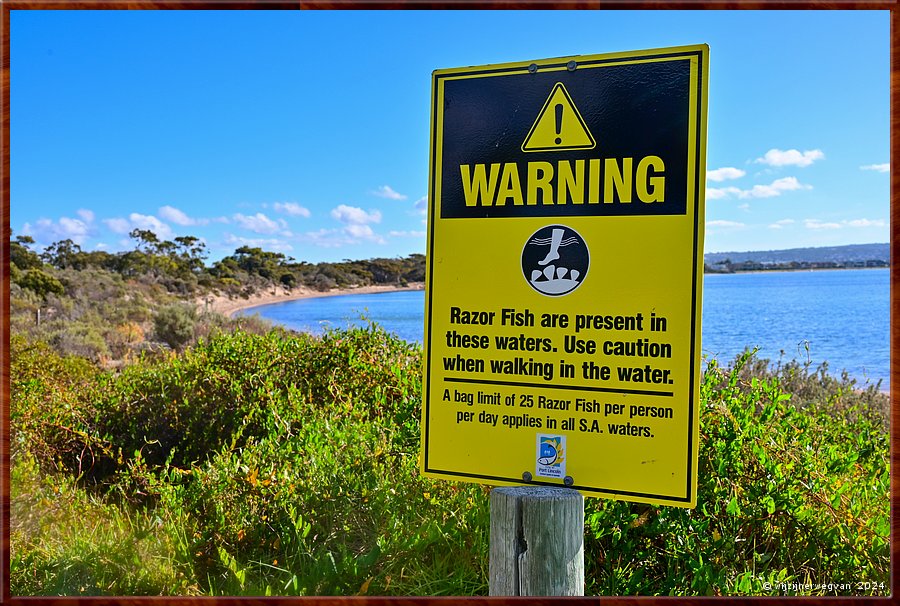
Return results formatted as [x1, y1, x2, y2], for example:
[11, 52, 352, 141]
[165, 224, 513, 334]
[11, 10, 889, 264]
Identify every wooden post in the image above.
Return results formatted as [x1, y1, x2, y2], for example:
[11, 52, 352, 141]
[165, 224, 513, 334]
[489, 486, 584, 596]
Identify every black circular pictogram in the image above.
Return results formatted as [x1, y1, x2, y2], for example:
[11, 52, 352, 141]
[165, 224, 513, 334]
[521, 225, 589, 296]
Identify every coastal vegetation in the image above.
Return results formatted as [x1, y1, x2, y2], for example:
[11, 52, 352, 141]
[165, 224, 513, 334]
[8, 232, 890, 596]
[704, 242, 889, 273]
[704, 258, 888, 274]
[9, 231, 425, 362]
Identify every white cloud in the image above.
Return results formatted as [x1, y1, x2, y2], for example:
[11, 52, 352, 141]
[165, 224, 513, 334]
[223, 233, 294, 252]
[709, 177, 811, 200]
[414, 196, 428, 215]
[158, 205, 210, 226]
[804, 219, 842, 230]
[845, 218, 886, 228]
[389, 230, 427, 238]
[331, 204, 382, 225]
[273, 202, 311, 218]
[344, 225, 370, 238]
[232, 212, 290, 235]
[24, 216, 92, 244]
[299, 228, 371, 248]
[129, 213, 174, 239]
[301, 206, 387, 246]
[103, 214, 174, 239]
[706, 187, 737, 200]
[59, 217, 91, 237]
[794, 218, 886, 231]
[158, 206, 192, 226]
[744, 176, 811, 198]
[300, 228, 349, 248]
[755, 148, 824, 168]
[707, 167, 746, 182]
[860, 163, 889, 173]
[371, 185, 407, 200]
[342, 224, 386, 244]
[768, 219, 796, 229]
[76, 208, 95, 223]
[104, 217, 132, 234]
[95, 242, 108, 249]
[706, 220, 745, 228]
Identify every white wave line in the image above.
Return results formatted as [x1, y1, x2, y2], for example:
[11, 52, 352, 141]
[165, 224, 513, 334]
[528, 237, 580, 247]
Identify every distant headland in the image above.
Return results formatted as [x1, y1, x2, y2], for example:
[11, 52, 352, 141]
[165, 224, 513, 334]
[703, 242, 889, 273]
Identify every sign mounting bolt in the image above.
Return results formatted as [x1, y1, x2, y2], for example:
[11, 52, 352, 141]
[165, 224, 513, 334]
[564, 476, 574, 487]
[567, 61, 577, 72]
[528, 63, 538, 74]
[522, 471, 533, 482]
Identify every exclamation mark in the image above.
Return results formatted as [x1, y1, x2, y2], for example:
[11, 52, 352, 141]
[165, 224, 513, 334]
[554, 103, 563, 145]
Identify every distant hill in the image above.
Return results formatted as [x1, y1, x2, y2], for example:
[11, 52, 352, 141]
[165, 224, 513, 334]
[704, 243, 889, 266]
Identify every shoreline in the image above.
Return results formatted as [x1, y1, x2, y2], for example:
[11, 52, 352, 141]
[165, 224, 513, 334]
[200, 282, 425, 318]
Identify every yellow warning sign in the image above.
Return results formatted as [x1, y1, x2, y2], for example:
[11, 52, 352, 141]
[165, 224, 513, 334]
[522, 82, 596, 153]
[423, 45, 709, 508]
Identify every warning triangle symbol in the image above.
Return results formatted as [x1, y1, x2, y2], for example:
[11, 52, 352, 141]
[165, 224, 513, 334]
[522, 82, 596, 153]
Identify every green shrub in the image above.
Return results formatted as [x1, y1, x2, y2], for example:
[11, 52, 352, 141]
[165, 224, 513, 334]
[728, 349, 889, 428]
[16, 268, 65, 299]
[153, 304, 197, 351]
[227, 313, 272, 336]
[81, 324, 420, 484]
[49, 322, 111, 362]
[10, 330, 889, 597]
[9, 335, 111, 474]
[119, 396, 487, 596]
[583, 351, 889, 596]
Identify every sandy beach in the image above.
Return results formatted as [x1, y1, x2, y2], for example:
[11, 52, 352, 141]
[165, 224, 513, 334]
[199, 282, 425, 318]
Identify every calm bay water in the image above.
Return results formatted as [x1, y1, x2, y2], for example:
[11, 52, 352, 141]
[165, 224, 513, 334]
[238, 268, 890, 388]
[700, 268, 889, 388]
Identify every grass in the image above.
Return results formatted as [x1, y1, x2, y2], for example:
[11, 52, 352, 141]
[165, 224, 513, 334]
[9, 326, 890, 597]
[10, 454, 200, 596]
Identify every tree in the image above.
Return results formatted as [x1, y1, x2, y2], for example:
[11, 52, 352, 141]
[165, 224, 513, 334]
[366, 258, 406, 284]
[127, 229, 179, 279]
[403, 253, 426, 282]
[279, 272, 296, 289]
[174, 236, 208, 273]
[129, 229, 160, 253]
[114, 250, 151, 276]
[211, 256, 240, 280]
[80, 249, 117, 270]
[227, 246, 287, 279]
[41, 239, 86, 270]
[16, 268, 65, 299]
[10, 235, 43, 270]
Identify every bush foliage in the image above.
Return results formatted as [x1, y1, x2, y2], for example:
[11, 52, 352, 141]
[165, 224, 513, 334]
[10, 327, 890, 597]
[153, 304, 198, 351]
[8, 231, 425, 368]
[583, 352, 888, 595]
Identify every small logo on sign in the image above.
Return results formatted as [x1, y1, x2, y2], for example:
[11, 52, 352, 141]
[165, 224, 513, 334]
[522, 224, 589, 296]
[536, 434, 566, 479]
